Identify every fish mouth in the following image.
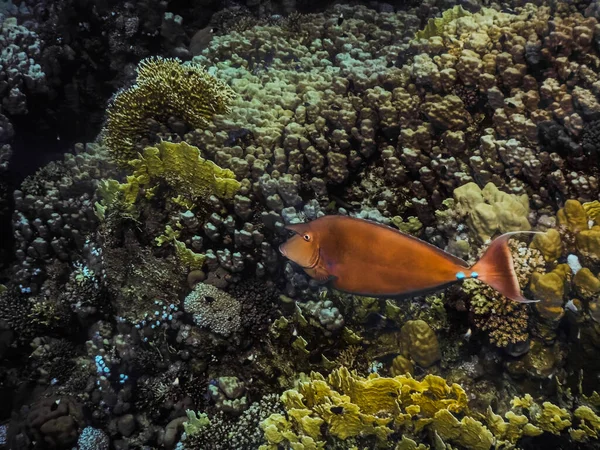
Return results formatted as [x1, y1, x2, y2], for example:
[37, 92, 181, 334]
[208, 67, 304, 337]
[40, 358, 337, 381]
[278, 244, 286, 257]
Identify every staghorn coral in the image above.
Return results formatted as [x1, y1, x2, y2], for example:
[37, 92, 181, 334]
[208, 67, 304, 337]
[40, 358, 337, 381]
[103, 57, 236, 167]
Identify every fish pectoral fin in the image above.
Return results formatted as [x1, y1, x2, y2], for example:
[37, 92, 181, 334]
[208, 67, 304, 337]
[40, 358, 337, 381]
[305, 266, 335, 284]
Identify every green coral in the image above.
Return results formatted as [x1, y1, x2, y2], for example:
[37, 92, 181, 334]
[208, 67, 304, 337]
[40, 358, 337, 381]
[104, 56, 236, 167]
[414, 5, 472, 40]
[173, 239, 206, 270]
[183, 410, 211, 436]
[126, 141, 241, 205]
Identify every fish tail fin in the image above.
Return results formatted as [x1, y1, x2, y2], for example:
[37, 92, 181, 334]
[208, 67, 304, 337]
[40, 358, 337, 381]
[470, 231, 543, 303]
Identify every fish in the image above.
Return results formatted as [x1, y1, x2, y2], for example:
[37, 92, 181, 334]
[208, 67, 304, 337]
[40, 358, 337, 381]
[279, 215, 540, 303]
[463, 328, 472, 341]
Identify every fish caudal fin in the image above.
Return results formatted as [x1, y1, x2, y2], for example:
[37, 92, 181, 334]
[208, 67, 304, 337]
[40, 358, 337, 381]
[470, 231, 543, 303]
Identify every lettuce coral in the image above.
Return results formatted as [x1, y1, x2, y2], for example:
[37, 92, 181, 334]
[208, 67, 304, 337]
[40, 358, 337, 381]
[260, 367, 473, 449]
[125, 140, 241, 205]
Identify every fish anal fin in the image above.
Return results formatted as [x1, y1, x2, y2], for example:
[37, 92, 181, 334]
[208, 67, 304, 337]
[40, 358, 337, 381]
[471, 231, 541, 303]
[305, 266, 335, 284]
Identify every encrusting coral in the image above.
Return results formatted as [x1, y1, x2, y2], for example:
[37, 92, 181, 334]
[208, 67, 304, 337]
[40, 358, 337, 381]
[103, 57, 237, 167]
[122, 140, 241, 205]
[260, 368, 600, 449]
[453, 182, 531, 243]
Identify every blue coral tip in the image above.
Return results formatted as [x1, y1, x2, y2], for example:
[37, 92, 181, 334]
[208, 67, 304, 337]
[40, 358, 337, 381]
[455, 272, 466, 280]
[471, 271, 479, 278]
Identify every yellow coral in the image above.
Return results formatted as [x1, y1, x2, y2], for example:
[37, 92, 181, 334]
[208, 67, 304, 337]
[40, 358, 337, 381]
[104, 56, 236, 166]
[414, 5, 471, 40]
[557, 199, 589, 234]
[573, 268, 600, 300]
[531, 229, 563, 262]
[535, 402, 572, 434]
[432, 409, 494, 450]
[390, 355, 414, 376]
[486, 407, 542, 444]
[576, 227, 600, 264]
[173, 239, 206, 270]
[127, 141, 240, 203]
[262, 367, 470, 448]
[454, 182, 530, 242]
[572, 406, 600, 440]
[530, 264, 569, 321]
[583, 200, 600, 226]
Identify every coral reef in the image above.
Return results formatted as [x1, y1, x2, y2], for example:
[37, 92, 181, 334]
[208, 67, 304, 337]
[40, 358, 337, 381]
[5, 1, 600, 450]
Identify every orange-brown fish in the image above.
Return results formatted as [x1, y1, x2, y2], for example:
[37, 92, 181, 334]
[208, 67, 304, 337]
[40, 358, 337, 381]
[279, 215, 538, 303]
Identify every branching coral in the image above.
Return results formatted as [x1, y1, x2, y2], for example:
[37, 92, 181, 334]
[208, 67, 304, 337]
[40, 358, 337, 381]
[104, 57, 236, 167]
[464, 240, 545, 347]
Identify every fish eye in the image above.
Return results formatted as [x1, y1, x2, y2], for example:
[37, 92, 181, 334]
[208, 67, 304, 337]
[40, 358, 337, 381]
[303, 234, 311, 241]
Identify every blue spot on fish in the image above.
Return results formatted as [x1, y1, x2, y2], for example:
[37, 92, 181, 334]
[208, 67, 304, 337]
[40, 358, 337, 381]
[456, 272, 466, 280]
